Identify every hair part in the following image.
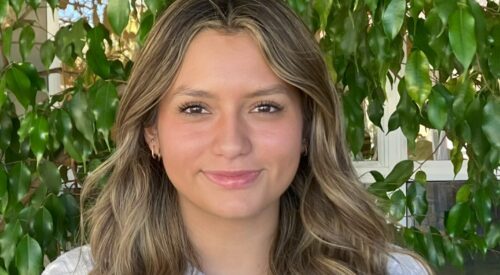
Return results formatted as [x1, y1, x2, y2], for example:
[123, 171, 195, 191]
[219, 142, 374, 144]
[81, 0, 432, 274]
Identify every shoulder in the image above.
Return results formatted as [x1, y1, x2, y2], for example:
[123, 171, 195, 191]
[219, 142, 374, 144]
[386, 251, 429, 275]
[42, 245, 94, 275]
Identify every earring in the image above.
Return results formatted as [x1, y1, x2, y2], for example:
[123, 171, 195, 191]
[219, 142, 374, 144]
[302, 139, 308, 156]
[150, 138, 161, 160]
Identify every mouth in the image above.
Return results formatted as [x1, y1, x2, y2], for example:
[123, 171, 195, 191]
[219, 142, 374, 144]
[202, 170, 262, 189]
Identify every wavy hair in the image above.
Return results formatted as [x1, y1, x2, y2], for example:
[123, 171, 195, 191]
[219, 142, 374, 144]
[82, 0, 431, 274]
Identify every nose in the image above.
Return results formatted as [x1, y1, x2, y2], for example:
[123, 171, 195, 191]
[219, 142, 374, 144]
[211, 112, 252, 159]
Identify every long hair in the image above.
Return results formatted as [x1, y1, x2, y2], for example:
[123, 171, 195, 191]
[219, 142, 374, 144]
[82, 0, 430, 274]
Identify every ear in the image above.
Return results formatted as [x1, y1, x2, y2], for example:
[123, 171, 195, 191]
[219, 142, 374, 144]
[144, 126, 157, 151]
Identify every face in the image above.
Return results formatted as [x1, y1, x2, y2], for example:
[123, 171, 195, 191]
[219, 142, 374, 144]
[145, 29, 303, 221]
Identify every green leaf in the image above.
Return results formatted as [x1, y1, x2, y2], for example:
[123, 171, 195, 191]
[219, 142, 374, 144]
[138, 11, 154, 46]
[486, 222, 500, 248]
[1, 27, 12, 58]
[15, 235, 42, 275]
[456, 183, 471, 203]
[0, 167, 8, 213]
[145, 0, 168, 16]
[397, 84, 419, 149]
[450, 140, 464, 176]
[313, 0, 333, 31]
[89, 81, 119, 148]
[107, 0, 130, 34]
[451, 77, 474, 123]
[30, 184, 46, 209]
[368, 95, 384, 129]
[47, 0, 58, 10]
[19, 63, 45, 92]
[405, 50, 432, 109]
[31, 207, 54, 248]
[385, 160, 414, 186]
[489, 46, 500, 79]
[364, 0, 377, 14]
[471, 234, 488, 256]
[387, 111, 400, 133]
[382, 0, 406, 39]
[5, 65, 33, 109]
[19, 25, 35, 61]
[407, 180, 428, 224]
[414, 170, 426, 185]
[71, 132, 93, 167]
[69, 91, 95, 149]
[86, 45, 111, 79]
[30, 116, 49, 165]
[60, 193, 80, 235]
[472, 187, 492, 227]
[87, 24, 110, 47]
[17, 205, 36, 239]
[0, 221, 23, 269]
[54, 109, 72, 139]
[482, 97, 500, 148]
[427, 88, 448, 130]
[44, 194, 66, 243]
[449, 7, 476, 69]
[0, 0, 8, 23]
[54, 110, 82, 162]
[410, 0, 425, 18]
[0, 110, 13, 151]
[422, 232, 439, 266]
[370, 170, 385, 183]
[430, 227, 446, 267]
[446, 202, 471, 237]
[40, 40, 56, 69]
[389, 189, 406, 221]
[0, 75, 6, 109]
[443, 237, 464, 267]
[8, 162, 31, 203]
[403, 227, 417, 250]
[339, 11, 361, 56]
[26, 0, 41, 9]
[54, 27, 75, 65]
[18, 111, 35, 144]
[9, 0, 23, 15]
[38, 160, 61, 194]
[434, 0, 457, 24]
[343, 93, 364, 155]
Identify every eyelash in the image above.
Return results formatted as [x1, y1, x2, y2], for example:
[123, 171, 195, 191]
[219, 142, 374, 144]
[177, 101, 284, 115]
[251, 100, 284, 113]
[177, 102, 209, 115]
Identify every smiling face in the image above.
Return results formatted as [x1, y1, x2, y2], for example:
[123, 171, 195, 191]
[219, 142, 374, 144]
[145, 29, 303, 221]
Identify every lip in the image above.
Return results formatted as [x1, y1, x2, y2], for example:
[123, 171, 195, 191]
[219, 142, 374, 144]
[203, 170, 262, 189]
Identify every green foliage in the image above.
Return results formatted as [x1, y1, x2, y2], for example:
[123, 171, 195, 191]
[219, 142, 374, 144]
[0, 0, 498, 273]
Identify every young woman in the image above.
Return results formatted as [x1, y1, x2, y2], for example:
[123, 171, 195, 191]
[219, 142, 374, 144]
[44, 0, 432, 274]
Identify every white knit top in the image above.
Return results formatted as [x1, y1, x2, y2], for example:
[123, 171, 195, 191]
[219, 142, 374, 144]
[42, 245, 428, 274]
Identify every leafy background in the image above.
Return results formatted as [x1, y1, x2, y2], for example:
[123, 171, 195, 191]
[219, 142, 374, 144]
[0, 0, 499, 274]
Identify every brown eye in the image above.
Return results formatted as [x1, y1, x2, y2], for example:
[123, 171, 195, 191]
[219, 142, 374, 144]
[178, 103, 210, 115]
[251, 101, 283, 113]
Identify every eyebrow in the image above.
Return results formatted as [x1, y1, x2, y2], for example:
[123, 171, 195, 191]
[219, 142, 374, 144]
[171, 84, 292, 99]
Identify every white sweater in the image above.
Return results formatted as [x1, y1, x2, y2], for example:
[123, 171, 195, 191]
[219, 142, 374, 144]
[42, 245, 428, 275]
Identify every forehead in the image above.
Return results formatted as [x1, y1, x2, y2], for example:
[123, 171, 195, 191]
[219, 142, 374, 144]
[164, 28, 297, 99]
[174, 29, 278, 82]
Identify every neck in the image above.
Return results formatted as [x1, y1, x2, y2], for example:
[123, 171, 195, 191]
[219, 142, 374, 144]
[181, 202, 279, 275]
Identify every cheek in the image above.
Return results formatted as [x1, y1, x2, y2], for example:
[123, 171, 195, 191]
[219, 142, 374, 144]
[156, 117, 211, 179]
[253, 116, 303, 175]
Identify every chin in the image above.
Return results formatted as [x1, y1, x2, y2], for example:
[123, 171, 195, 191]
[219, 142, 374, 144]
[207, 199, 276, 220]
